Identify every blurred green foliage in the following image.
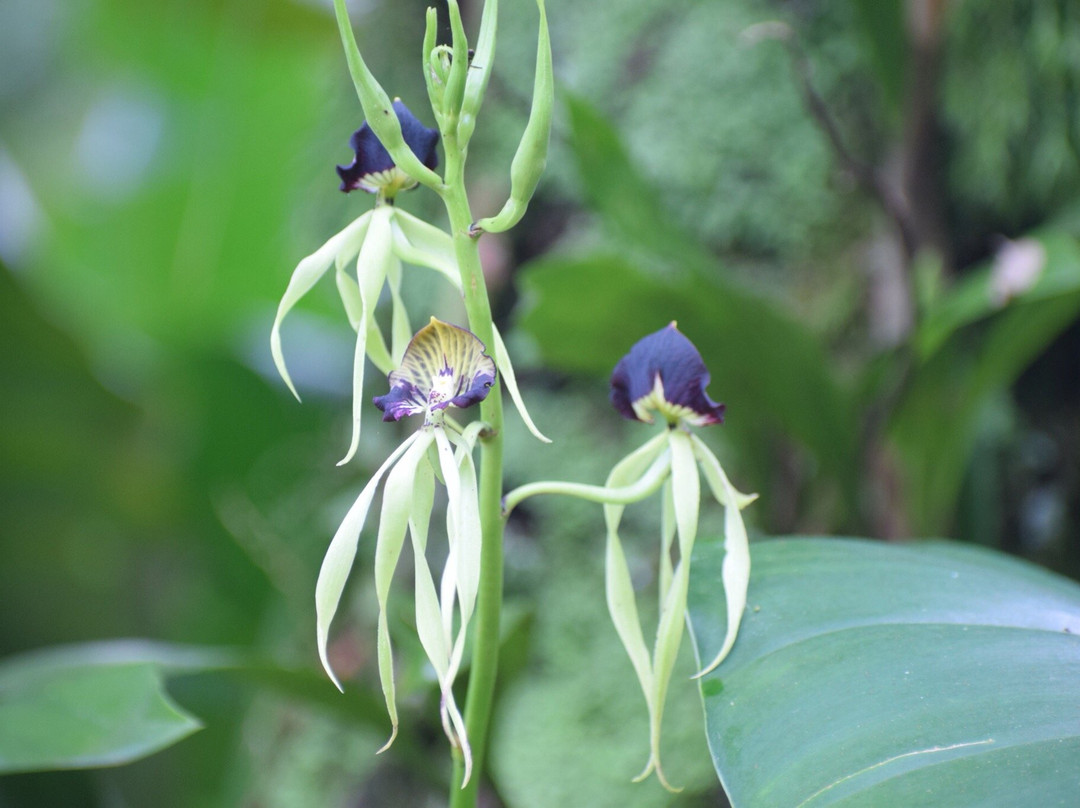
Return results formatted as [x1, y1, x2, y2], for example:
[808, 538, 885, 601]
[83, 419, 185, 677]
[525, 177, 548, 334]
[1, 0, 1078, 805]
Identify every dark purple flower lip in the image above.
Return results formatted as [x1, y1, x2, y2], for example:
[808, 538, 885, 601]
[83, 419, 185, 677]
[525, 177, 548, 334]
[610, 322, 725, 427]
[374, 318, 496, 423]
[336, 99, 439, 196]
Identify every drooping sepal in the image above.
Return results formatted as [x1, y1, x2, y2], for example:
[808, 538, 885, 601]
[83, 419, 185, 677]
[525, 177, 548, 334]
[315, 431, 421, 692]
[271, 211, 373, 401]
[491, 325, 551, 443]
[610, 322, 726, 427]
[374, 318, 496, 423]
[689, 434, 756, 677]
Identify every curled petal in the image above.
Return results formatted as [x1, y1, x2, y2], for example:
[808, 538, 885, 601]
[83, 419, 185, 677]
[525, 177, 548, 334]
[271, 212, 371, 400]
[610, 323, 726, 427]
[690, 435, 756, 678]
[374, 429, 437, 751]
[491, 325, 551, 443]
[390, 209, 463, 292]
[337, 100, 439, 195]
[315, 431, 420, 692]
[340, 206, 395, 466]
[374, 318, 496, 423]
[601, 433, 671, 722]
[635, 429, 699, 793]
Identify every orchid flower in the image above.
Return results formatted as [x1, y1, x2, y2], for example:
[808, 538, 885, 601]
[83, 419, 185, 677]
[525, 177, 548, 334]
[271, 101, 547, 467]
[503, 323, 757, 791]
[315, 318, 496, 786]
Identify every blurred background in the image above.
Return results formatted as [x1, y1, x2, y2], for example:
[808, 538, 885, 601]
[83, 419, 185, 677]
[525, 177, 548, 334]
[1, 0, 1078, 805]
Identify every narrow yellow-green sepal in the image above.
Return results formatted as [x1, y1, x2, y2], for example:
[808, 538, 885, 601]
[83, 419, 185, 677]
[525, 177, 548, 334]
[602, 432, 670, 704]
[689, 435, 755, 678]
[409, 457, 450, 679]
[437, 427, 482, 626]
[271, 212, 371, 400]
[491, 325, 551, 443]
[373, 429, 435, 752]
[658, 480, 675, 607]
[315, 431, 419, 692]
[638, 555, 689, 793]
[667, 430, 700, 558]
[386, 254, 411, 365]
[390, 209, 463, 292]
[340, 206, 395, 466]
[335, 260, 363, 331]
[633, 429, 697, 793]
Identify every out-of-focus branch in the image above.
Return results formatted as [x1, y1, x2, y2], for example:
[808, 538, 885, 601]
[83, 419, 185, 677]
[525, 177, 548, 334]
[901, 0, 951, 272]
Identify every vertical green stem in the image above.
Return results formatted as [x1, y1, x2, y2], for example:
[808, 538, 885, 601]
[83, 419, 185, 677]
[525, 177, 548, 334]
[442, 133, 505, 808]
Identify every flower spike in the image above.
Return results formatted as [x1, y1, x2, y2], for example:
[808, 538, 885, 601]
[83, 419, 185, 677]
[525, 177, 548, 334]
[610, 322, 726, 427]
[337, 100, 439, 197]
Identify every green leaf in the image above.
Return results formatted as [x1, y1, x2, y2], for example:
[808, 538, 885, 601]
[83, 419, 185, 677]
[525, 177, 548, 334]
[915, 231, 1080, 360]
[564, 93, 716, 273]
[891, 232, 1080, 531]
[850, 0, 906, 116]
[0, 642, 221, 773]
[688, 537, 1080, 808]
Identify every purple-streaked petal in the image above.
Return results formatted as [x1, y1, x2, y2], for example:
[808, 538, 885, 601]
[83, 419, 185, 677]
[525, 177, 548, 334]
[373, 381, 427, 422]
[610, 322, 725, 427]
[337, 100, 439, 195]
[374, 318, 496, 422]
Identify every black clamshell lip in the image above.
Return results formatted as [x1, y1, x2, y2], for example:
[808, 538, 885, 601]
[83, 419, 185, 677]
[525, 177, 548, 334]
[336, 100, 439, 194]
[610, 323, 725, 426]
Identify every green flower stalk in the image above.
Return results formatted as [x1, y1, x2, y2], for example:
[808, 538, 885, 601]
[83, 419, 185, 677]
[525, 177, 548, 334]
[504, 324, 757, 791]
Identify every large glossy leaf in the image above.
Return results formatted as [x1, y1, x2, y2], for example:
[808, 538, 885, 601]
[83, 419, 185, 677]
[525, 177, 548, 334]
[687, 537, 1080, 807]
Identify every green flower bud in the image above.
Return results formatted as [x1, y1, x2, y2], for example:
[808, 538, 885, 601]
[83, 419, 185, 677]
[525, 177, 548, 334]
[471, 0, 552, 235]
[444, 0, 470, 122]
[458, 0, 499, 145]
